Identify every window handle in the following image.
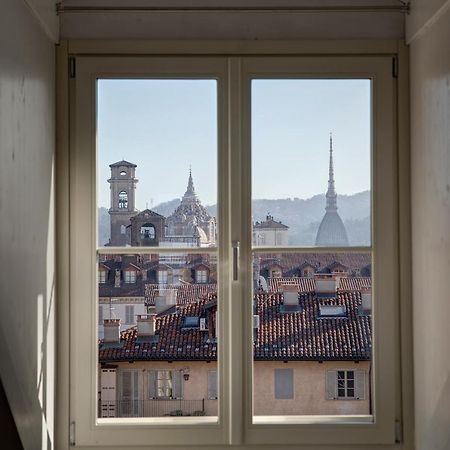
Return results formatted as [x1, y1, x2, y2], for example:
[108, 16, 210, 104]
[232, 240, 240, 281]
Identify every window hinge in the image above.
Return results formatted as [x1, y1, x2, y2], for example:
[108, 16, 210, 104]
[69, 56, 76, 79]
[395, 419, 403, 443]
[69, 421, 76, 446]
[392, 56, 398, 79]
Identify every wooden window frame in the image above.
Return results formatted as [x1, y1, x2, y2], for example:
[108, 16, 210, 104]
[56, 39, 411, 450]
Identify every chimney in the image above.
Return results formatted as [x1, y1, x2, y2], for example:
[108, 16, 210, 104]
[282, 285, 299, 306]
[361, 287, 372, 313]
[155, 289, 177, 314]
[136, 314, 156, 337]
[103, 318, 121, 344]
[315, 276, 338, 298]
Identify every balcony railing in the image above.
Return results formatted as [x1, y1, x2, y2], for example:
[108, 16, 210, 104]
[99, 399, 206, 418]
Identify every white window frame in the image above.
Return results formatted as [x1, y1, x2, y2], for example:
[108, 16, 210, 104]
[157, 270, 168, 285]
[196, 269, 208, 283]
[70, 55, 230, 448]
[61, 41, 406, 449]
[124, 270, 136, 284]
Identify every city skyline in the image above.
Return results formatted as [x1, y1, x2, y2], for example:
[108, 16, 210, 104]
[97, 79, 371, 210]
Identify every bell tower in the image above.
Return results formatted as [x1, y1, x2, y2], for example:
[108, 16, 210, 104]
[108, 160, 138, 246]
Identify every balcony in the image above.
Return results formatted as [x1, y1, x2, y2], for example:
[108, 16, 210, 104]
[99, 399, 207, 418]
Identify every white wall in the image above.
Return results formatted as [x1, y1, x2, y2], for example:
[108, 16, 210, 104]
[408, 1, 450, 449]
[0, 0, 57, 448]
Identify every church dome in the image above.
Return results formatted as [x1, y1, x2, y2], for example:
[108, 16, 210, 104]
[315, 211, 349, 246]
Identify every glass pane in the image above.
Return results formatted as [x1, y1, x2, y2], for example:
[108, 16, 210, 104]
[97, 79, 218, 248]
[252, 79, 371, 247]
[252, 251, 372, 416]
[98, 252, 218, 418]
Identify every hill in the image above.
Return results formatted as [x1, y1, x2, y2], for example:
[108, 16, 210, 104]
[98, 190, 371, 246]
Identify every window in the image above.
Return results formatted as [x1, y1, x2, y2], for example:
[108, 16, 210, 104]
[118, 190, 128, 209]
[274, 369, 293, 400]
[140, 223, 155, 239]
[157, 270, 168, 284]
[149, 370, 183, 399]
[327, 370, 366, 400]
[69, 51, 399, 448]
[98, 270, 107, 284]
[125, 305, 134, 324]
[196, 269, 208, 283]
[124, 270, 136, 283]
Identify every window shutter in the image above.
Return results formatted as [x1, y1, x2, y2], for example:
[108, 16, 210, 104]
[148, 371, 157, 399]
[326, 370, 337, 400]
[125, 305, 134, 324]
[172, 370, 183, 399]
[355, 370, 366, 400]
[274, 368, 293, 399]
[98, 305, 103, 325]
[207, 370, 218, 400]
[121, 371, 132, 399]
[133, 371, 139, 399]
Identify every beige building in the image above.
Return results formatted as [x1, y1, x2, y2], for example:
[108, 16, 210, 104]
[253, 214, 289, 246]
[99, 278, 372, 418]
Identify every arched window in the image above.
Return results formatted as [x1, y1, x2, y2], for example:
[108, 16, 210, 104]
[118, 190, 128, 209]
[140, 223, 156, 239]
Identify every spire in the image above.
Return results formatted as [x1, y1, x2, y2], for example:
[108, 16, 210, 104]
[326, 133, 338, 212]
[183, 166, 197, 199]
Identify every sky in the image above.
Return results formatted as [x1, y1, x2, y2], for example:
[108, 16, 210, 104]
[97, 79, 371, 210]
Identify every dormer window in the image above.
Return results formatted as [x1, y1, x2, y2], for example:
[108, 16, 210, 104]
[158, 270, 168, 284]
[124, 270, 136, 283]
[98, 270, 107, 284]
[196, 269, 208, 283]
[140, 223, 155, 239]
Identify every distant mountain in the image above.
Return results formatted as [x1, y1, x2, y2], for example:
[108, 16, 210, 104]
[98, 190, 371, 246]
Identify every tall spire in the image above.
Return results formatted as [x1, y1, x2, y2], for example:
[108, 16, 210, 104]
[183, 166, 197, 199]
[326, 133, 338, 212]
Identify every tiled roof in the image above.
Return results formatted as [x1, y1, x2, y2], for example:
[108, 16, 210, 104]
[100, 283, 371, 362]
[254, 292, 371, 361]
[99, 294, 218, 362]
[257, 252, 371, 275]
[268, 277, 371, 293]
[144, 284, 217, 306]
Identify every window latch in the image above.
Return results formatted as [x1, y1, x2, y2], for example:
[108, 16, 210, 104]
[232, 240, 240, 281]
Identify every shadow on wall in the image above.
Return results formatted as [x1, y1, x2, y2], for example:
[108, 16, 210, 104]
[0, 380, 22, 449]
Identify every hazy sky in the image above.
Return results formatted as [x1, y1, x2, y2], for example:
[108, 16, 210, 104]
[97, 79, 371, 209]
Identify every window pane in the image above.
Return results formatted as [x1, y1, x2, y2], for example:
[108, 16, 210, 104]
[252, 79, 371, 247]
[97, 79, 218, 248]
[252, 251, 372, 416]
[98, 252, 218, 418]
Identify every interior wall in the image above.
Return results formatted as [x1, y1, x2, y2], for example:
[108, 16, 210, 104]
[60, 0, 405, 39]
[0, 0, 57, 448]
[407, 1, 450, 449]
